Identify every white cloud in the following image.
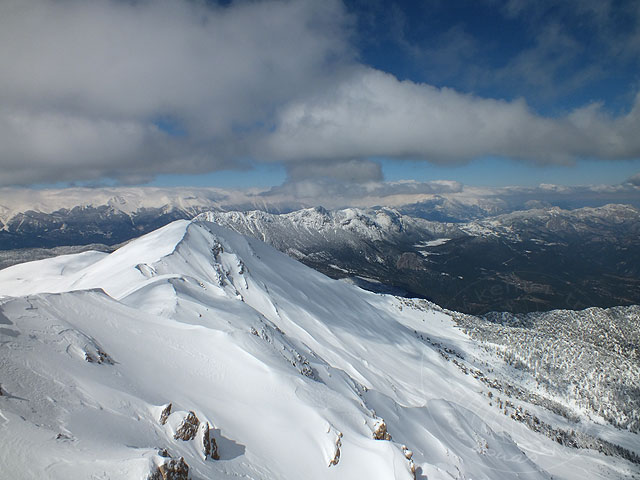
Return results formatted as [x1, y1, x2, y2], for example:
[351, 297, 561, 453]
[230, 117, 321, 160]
[263, 177, 464, 209]
[628, 173, 640, 186]
[264, 67, 640, 164]
[0, 0, 351, 185]
[0, 0, 639, 187]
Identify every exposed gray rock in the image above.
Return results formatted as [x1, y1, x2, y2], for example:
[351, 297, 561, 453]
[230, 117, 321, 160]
[202, 422, 219, 460]
[84, 348, 114, 365]
[328, 432, 342, 467]
[174, 411, 199, 441]
[159, 404, 172, 425]
[149, 457, 189, 480]
[372, 420, 391, 441]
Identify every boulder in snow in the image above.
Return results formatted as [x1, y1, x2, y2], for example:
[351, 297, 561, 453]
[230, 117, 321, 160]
[159, 403, 172, 425]
[174, 411, 200, 441]
[149, 456, 189, 480]
[328, 432, 342, 467]
[202, 422, 219, 460]
[372, 420, 391, 441]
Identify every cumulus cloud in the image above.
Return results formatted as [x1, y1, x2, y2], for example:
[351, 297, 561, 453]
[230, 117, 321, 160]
[262, 177, 465, 210]
[628, 173, 640, 186]
[263, 67, 640, 164]
[0, 0, 639, 187]
[0, 0, 351, 185]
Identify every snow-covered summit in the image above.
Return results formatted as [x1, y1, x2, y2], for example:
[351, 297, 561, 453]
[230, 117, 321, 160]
[198, 206, 461, 251]
[460, 203, 640, 242]
[0, 218, 637, 479]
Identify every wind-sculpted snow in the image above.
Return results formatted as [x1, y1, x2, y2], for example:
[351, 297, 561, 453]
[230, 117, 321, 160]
[0, 219, 638, 479]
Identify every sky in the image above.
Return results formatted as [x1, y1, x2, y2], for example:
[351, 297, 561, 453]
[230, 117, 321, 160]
[1, 0, 640, 192]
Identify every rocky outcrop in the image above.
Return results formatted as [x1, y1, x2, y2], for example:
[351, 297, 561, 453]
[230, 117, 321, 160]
[149, 457, 189, 480]
[174, 411, 200, 441]
[402, 445, 416, 479]
[84, 347, 114, 365]
[159, 404, 172, 425]
[159, 405, 221, 461]
[328, 432, 342, 467]
[372, 420, 391, 441]
[202, 422, 219, 460]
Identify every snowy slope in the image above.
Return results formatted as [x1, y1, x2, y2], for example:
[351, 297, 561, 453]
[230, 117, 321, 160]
[0, 219, 638, 479]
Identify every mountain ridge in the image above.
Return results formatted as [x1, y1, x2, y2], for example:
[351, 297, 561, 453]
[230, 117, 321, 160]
[2, 202, 639, 313]
[1, 218, 638, 478]
[198, 204, 640, 313]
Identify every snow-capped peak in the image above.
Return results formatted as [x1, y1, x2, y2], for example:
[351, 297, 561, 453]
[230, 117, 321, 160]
[0, 218, 637, 479]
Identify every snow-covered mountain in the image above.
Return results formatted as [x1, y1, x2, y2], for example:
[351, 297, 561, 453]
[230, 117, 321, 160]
[2, 201, 639, 313]
[2, 182, 638, 250]
[200, 205, 640, 313]
[0, 218, 638, 479]
[460, 203, 640, 242]
[202, 207, 460, 246]
[0, 187, 465, 251]
[0, 187, 230, 250]
[198, 207, 462, 291]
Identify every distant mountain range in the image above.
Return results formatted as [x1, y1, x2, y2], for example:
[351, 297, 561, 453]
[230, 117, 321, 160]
[1, 187, 638, 314]
[201, 204, 640, 314]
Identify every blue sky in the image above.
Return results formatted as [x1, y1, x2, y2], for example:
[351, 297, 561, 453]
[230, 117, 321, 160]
[347, 0, 640, 115]
[2, 0, 640, 190]
[147, 157, 640, 189]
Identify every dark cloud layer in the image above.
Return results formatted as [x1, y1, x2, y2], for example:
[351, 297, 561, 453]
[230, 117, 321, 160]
[0, 0, 352, 185]
[286, 159, 383, 183]
[1, 0, 639, 187]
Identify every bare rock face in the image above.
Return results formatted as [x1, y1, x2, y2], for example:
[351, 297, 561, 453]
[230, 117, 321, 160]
[402, 446, 413, 460]
[84, 348, 114, 365]
[409, 460, 417, 480]
[202, 422, 220, 460]
[211, 242, 223, 257]
[402, 445, 416, 479]
[328, 432, 342, 467]
[174, 411, 200, 441]
[149, 457, 189, 480]
[372, 420, 391, 441]
[159, 404, 172, 425]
